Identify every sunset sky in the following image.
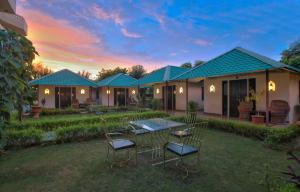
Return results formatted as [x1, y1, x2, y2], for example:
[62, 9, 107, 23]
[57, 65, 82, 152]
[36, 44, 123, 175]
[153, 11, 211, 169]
[17, 0, 300, 77]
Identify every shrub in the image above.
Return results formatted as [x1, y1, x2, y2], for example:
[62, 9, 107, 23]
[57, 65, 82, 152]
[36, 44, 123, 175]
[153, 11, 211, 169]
[277, 184, 299, 192]
[6, 128, 43, 147]
[55, 122, 123, 142]
[8, 111, 168, 131]
[169, 116, 300, 144]
[188, 101, 199, 112]
[151, 99, 162, 110]
[40, 108, 81, 116]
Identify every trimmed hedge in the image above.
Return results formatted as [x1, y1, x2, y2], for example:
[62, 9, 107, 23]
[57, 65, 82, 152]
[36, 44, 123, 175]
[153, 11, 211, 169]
[40, 108, 81, 116]
[55, 122, 123, 142]
[6, 128, 43, 147]
[9, 111, 168, 131]
[169, 116, 300, 144]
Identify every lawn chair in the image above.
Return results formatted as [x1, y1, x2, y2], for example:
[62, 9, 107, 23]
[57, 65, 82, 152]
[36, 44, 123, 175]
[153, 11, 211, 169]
[170, 112, 197, 141]
[102, 118, 137, 168]
[163, 122, 207, 178]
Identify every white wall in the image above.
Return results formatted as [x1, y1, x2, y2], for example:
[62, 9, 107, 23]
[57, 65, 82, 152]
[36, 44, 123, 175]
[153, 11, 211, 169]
[203, 70, 296, 122]
[153, 81, 202, 110]
[99, 87, 138, 106]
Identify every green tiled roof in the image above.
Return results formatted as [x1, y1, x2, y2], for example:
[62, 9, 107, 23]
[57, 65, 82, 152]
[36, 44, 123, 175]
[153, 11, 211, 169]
[137, 65, 188, 86]
[29, 69, 98, 87]
[174, 47, 300, 80]
[97, 73, 137, 87]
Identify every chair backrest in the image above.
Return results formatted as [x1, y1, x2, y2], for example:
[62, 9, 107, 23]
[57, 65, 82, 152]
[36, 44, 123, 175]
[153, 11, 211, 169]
[185, 112, 197, 127]
[183, 122, 207, 148]
[270, 100, 290, 114]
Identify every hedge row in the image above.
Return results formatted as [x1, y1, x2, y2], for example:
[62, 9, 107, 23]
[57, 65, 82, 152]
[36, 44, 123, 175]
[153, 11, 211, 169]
[169, 116, 300, 143]
[6, 128, 43, 147]
[87, 105, 149, 113]
[9, 111, 169, 131]
[40, 108, 81, 116]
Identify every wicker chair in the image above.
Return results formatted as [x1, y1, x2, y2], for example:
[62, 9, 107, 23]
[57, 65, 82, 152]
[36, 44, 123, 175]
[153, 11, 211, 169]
[270, 100, 290, 124]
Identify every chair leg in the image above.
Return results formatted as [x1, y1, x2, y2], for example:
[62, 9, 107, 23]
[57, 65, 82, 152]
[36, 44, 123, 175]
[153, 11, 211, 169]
[135, 146, 138, 165]
[106, 145, 110, 161]
[163, 148, 166, 168]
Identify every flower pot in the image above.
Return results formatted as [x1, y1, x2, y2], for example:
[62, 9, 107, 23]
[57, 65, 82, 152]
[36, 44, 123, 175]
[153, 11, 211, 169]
[238, 101, 253, 120]
[252, 115, 264, 124]
[296, 121, 300, 128]
[31, 106, 41, 119]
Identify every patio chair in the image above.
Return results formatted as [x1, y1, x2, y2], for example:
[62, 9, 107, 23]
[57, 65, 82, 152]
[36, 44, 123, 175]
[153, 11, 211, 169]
[102, 118, 137, 168]
[170, 112, 197, 140]
[270, 100, 290, 124]
[163, 122, 207, 178]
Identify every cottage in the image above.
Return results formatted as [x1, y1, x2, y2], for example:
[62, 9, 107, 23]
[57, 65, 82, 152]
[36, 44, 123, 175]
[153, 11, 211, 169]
[97, 73, 138, 106]
[29, 69, 98, 108]
[173, 47, 300, 123]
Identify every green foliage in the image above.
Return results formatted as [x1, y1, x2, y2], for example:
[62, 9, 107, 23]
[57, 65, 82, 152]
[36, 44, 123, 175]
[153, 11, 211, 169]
[277, 184, 299, 192]
[55, 122, 122, 142]
[40, 108, 81, 116]
[96, 67, 128, 80]
[150, 99, 162, 110]
[180, 62, 192, 68]
[8, 111, 168, 131]
[281, 40, 300, 68]
[129, 65, 146, 79]
[6, 128, 43, 147]
[169, 116, 300, 144]
[188, 101, 199, 112]
[194, 60, 205, 67]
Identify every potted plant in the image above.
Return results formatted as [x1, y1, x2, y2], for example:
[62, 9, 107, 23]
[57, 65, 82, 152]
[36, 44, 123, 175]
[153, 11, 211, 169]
[31, 100, 41, 119]
[294, 105, 300, 127]
[249, 90, 265, 124]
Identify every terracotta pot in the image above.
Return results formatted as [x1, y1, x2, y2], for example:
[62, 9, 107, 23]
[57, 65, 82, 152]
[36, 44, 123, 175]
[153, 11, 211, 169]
[252, 115, 264, 124]
[31, 106, 41, 119]
[296, 121, 300, 128]
[238, 101, 253, 120]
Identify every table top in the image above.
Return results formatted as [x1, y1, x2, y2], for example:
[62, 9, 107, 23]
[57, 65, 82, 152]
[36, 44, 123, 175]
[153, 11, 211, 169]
[130, 118, 186, 132]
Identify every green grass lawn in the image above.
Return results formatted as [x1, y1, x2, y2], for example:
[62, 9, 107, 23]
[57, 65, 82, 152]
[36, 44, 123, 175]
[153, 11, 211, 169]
[0, 128, 296, 192]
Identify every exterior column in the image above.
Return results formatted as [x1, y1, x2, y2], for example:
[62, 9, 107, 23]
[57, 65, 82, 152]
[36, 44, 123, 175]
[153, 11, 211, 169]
[125, 88, 127, 107]
[165, 81, 168, 111]
[137, 85, 140, 107]
[58, 87, 61, 109]
[265, 70, 270, 126]
[107, 86, 110, 107]
[186, 79, 189, 114]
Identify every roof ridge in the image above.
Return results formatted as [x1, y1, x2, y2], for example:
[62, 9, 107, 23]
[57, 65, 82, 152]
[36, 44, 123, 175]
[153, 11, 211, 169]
[163, 65, 171, 81]
[171, 47, 237, 80]
[235, 47, 284, 68]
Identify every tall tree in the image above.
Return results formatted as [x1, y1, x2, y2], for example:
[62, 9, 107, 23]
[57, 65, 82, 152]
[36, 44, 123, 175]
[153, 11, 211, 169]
[129, 65, 146, 79]
[78, 70, 91, 79]
[96, 67, 128, 80]
[180, 62, 192, 68]
[32, 62, 52, 79]
[281, 40, 300, 68]
[194, 60, 205, 67]
[0, 30, 37, 149]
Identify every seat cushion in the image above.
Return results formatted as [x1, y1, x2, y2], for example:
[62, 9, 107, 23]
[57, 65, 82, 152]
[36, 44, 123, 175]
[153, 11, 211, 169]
[131, 129, 149, 135]
[109, 139, 136, 150]
[166, 142, 198, 156]
[170, 130, 191, 138]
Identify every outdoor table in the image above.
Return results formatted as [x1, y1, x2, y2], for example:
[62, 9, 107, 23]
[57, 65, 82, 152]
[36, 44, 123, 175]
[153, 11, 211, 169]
[130, 118, 186, 165]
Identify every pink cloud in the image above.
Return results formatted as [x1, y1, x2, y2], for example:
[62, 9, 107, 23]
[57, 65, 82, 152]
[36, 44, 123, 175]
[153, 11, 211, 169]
[17, 8, 157, 74]
[121, 28, 142, 38]
[194, 39, 212, 46]
[91, 4, 123, 25]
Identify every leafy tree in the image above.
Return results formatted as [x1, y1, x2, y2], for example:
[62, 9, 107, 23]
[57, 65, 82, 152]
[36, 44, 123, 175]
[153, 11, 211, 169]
[194, 60, 205, 67]
[32, 62, 52, 79]
[78, 70, 91, 79]
[180, 62, 192, 68]
[129, 65, 146, 79]
[281, 40, 300, 68]
[0, 30, 37, 147]
[96, 67, 128, 80]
